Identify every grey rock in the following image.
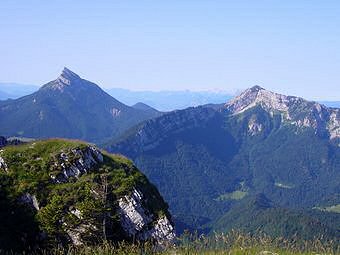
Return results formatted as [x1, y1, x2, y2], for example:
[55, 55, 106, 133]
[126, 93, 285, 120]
[118, 188, 175, 244]
[52, 146, 104, 183]
[118, 189, 153, 235]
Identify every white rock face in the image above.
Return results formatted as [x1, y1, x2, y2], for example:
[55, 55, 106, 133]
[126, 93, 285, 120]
[248, 116, 263, 136]
[118, 188, 175, 244]
[111, 108, 121, 117]
[118, 189, 153, 235]
[53, 146, 104, 183]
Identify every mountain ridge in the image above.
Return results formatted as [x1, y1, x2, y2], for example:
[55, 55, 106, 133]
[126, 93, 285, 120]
[106, 86, 340, 236]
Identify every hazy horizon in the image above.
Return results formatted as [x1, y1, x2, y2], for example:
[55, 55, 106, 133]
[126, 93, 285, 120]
[1, 1, 340, 100]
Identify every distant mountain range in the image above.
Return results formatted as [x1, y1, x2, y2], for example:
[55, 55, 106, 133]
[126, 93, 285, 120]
[106, 85, 340, 238]
[0, 68, 160, 143]
[1, 82, 339, 110]
[320, 101, 340, 108]
[0, 82, 233, 110]
[105, 88, 233, 111]
[0, 83, 39, 100]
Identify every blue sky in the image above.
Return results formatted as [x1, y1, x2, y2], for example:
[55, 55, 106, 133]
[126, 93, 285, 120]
[1, 1, 340, 100]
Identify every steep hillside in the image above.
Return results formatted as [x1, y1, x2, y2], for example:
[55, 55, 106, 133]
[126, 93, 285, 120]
[0, 139, 175, 252]
[0, 68, 159, 143]
[106, 86, 340, 236]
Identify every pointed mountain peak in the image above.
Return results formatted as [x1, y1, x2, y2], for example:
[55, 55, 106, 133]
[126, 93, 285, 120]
[41, 67, 82, 91]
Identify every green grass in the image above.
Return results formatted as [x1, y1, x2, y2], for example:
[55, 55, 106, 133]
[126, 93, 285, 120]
[216, 190, 248, 201]
[15, 231, 339, 255]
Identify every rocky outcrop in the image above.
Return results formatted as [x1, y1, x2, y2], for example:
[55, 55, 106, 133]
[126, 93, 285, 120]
[52, 146, 104, 183]
[118, 189, 153, 235]
[248, 116, 263, 136]
[49, 145, 175, 246]
[118, 188, 175, 244]
[0, 140, 175, 250]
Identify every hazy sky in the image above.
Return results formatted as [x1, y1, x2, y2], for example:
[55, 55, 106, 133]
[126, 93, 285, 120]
[1, 1, 340, 100]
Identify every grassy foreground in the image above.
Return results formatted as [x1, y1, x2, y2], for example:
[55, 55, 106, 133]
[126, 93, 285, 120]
[20, 231, 339, 255]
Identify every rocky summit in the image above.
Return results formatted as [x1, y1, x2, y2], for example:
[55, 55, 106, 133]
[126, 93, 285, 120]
[224, 86, 340, 141]
[0, 139, 175, 251]
[46, 67, 81, 91]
